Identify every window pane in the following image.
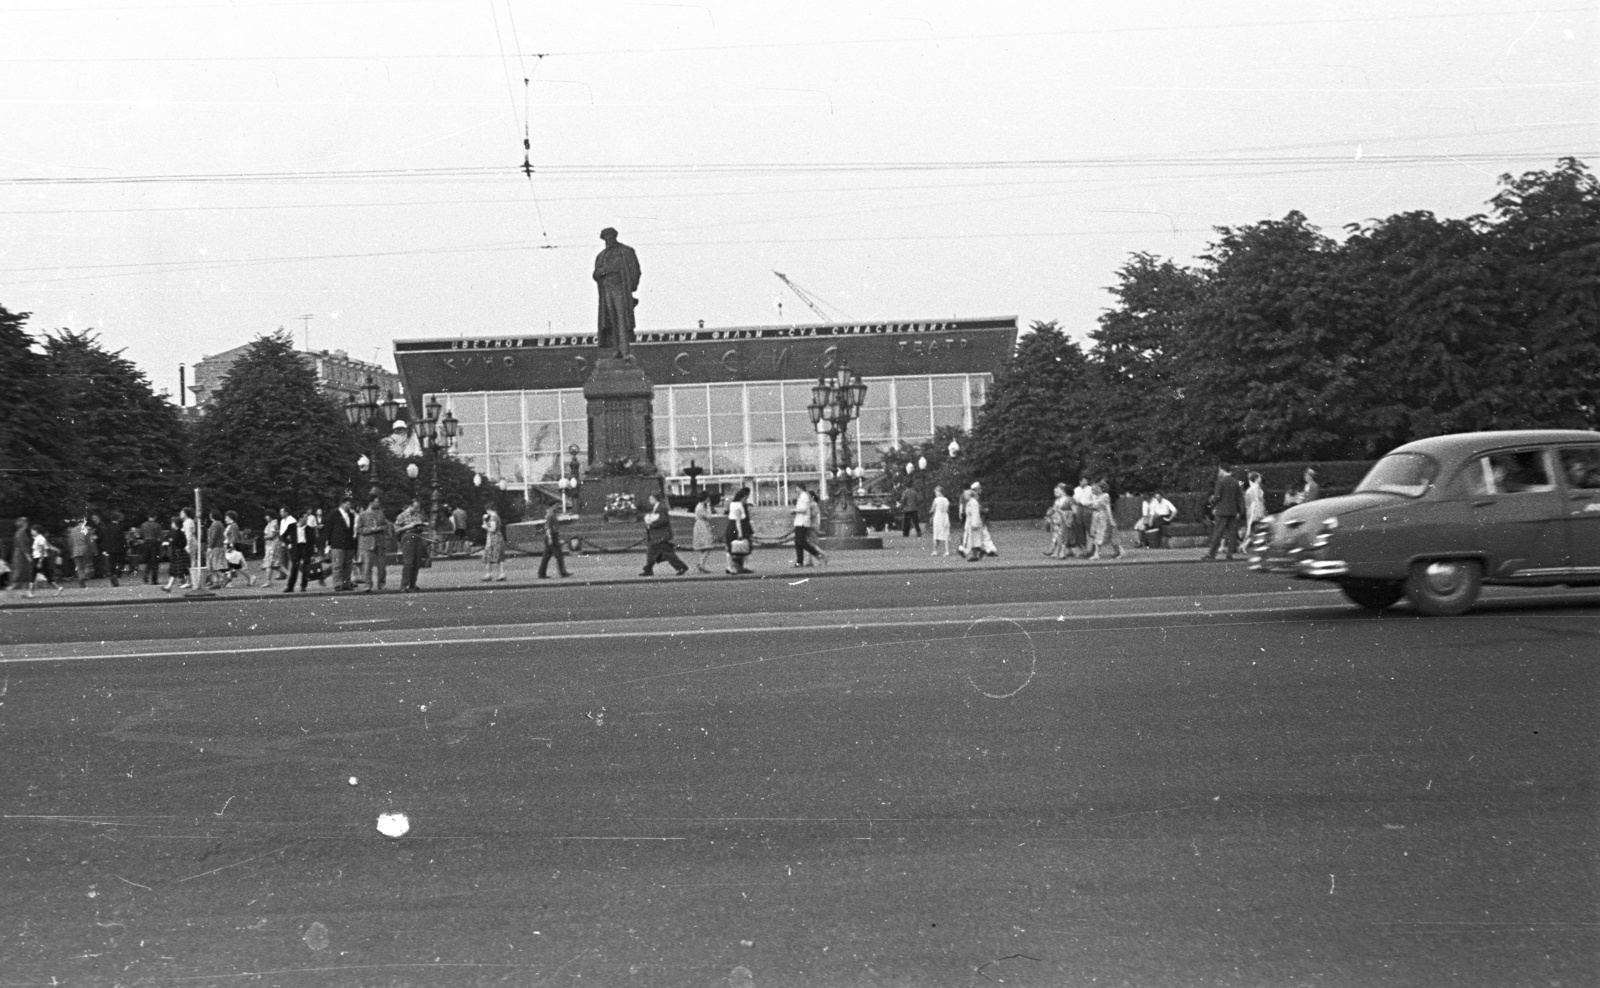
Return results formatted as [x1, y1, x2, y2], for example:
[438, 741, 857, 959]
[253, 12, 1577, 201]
[750, 411, 783, 444]
[1486, 450, 1554, 492]
[708, 383, 743, 416]
[559, 390, 587, 422]
[932, 404, 966, 430]
[486, 423, 522, 454]
[487, 393, 521, 423]
[527, 453, 562, 483]
[526, 421, 561, 454]
[929, 377, 963, 407]
[855, 442, 886, 469]
[785, 410, 815, 444]
[782, 381, 814, 413]
[523, 392, 559, 423]
[896, 404, 932, 441]
[856, 407, 892, 440]
[1560, 447, 1600, 490]
[747, 384, 780, 414]
[674, 386, 707, 418]
[709, 413, 744, 447]
[860, 377, 891, 409]
[678, 446, 710, 477]
[749, 443, 787, 475]
[969, 375, 989, 406]
[657, 446, 680, 477]
[449, 393, 485, 424]
[487, 454, 524, 484]
[786, 443, 819, 472]
[710, 445, 744, 475]
[453, 425, 485, 456]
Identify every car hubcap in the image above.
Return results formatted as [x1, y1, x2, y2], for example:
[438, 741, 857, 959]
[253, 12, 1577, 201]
[1424, 561, 1466, 595]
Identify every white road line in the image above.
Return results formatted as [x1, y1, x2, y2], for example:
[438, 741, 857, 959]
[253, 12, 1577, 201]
[2, 588, 1594, 666]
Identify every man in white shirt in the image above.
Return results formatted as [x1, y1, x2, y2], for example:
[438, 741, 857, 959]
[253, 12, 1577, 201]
[791, 486, 826, 567]
[1071, 475, 1097, 553]
[1137, 490, 1178, 548]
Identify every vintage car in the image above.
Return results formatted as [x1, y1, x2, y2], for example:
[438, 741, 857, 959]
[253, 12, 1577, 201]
[1248, 429, 1600, 615]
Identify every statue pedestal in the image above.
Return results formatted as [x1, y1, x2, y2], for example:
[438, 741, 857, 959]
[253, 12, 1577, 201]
[819, 492, 883, 550]
[578, 353, 663, 516]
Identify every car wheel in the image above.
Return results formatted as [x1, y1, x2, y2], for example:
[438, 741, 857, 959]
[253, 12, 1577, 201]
[1339, 579, 1404, 611]
[1405, 559, 1482, 616]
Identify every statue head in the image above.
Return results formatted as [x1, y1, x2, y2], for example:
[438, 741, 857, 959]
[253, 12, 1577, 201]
[600, 227, 618, 243]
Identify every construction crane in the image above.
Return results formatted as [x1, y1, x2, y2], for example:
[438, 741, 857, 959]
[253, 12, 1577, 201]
[773, 271, 850, 324]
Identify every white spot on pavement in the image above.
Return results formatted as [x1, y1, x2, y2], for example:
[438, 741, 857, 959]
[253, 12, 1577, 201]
[303, 920, 330, 951]
[376, 813, 409, 838]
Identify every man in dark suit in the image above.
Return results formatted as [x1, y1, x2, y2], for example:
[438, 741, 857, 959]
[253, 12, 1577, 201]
[1203, 464, 1245, 561]
[639, 493, 688, 577]
[327, 494, 359, 591]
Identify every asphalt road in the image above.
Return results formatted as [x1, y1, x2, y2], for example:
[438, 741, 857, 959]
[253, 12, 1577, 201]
[2, 568, 1595, 987]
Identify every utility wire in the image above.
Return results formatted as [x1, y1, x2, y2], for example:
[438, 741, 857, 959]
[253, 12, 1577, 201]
[5, 6, 1589, 61]
[5, 149, 1589, 187]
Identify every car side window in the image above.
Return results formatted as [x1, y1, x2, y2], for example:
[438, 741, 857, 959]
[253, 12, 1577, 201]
[1483, 450, 1555, 494]
[1559, 447, 1600, 490]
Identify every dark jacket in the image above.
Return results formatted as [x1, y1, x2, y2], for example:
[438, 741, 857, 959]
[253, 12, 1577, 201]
[327, 506, 359, 552]
[645, 506, 675, 546]
[543, 505, 563, 545]
[1210, 472, 1244, 518]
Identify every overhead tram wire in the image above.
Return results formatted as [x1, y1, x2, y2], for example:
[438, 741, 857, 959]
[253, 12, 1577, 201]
[4, 149, 1589, 188]
[486, 0, 550, 246]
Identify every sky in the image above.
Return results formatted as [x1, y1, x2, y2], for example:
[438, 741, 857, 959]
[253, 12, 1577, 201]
[2, 0, 1594, 403]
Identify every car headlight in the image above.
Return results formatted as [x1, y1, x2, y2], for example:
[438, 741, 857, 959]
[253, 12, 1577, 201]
[1311, 516, 1338, 548]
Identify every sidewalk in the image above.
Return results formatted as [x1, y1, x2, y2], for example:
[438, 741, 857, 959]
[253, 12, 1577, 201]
[0, 522, 1222, 609]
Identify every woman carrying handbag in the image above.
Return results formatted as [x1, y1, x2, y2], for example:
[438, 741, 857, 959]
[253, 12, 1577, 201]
[725, 487, 754, 575]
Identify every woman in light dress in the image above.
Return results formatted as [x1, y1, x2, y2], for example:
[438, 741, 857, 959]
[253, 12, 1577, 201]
[1085, 482, 1122, 560]
[961, 483, 998, 561]
[1045, 483, 1072, 559]
[691, 493, 718, 573]
[929, 485, 951, 556]
[1243, 471, 1267, 543]
[481, 506, 506, 581]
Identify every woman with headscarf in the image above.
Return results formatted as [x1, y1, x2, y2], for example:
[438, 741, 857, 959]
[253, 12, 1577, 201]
[963, 482, 998, 562]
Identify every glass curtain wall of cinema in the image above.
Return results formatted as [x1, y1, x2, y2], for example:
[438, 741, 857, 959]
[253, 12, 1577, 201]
[438, 373, 988, 502]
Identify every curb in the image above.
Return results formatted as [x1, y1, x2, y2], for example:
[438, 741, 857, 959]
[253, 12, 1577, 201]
[0, 551, 1224, 611]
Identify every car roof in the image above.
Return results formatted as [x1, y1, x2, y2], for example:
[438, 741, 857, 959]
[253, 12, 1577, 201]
[1390, 429, 1600, 460]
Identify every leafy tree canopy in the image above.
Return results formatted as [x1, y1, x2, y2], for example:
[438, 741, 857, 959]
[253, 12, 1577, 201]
[42, 329, 189, 522]
[190, 331, 363, 523]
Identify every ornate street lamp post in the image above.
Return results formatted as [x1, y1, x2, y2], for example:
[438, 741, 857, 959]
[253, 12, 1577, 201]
[345, 377, 460, 526]
[806, 359, 869, 538]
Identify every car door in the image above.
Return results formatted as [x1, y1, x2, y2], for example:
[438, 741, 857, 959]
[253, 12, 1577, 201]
[1557, 445, 1600, 577]
[1464, 448, 1569, 578]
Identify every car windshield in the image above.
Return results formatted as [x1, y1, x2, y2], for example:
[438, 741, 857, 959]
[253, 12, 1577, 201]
[1355, 452, 1438, 498]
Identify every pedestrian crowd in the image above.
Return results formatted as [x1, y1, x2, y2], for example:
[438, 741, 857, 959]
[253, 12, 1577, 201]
[2, 491, 448, 598]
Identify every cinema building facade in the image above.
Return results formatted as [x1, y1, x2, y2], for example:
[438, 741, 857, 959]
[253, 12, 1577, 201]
[392, 317, 1018, 507]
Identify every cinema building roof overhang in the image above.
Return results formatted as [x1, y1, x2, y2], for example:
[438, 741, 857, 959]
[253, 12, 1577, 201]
[393, 316, 1019, 402]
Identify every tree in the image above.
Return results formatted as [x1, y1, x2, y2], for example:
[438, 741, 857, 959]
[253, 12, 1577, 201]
[1089, 253, 1209, 489]
[190, 332, 363, 522]
[1484, 157, 1600, 429]
[966, 321, 1096, 495]
[0, 305, 70, 526]
[1180, 211, 1371, 462]
[42, 329, 189, 520]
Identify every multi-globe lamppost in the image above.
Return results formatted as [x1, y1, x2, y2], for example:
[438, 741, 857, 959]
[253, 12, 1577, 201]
[344, 377, 460, 525]
[807, 358, 869, 537]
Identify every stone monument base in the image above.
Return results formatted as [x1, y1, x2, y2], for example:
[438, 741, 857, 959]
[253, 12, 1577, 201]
[576, 473, 665, 521]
